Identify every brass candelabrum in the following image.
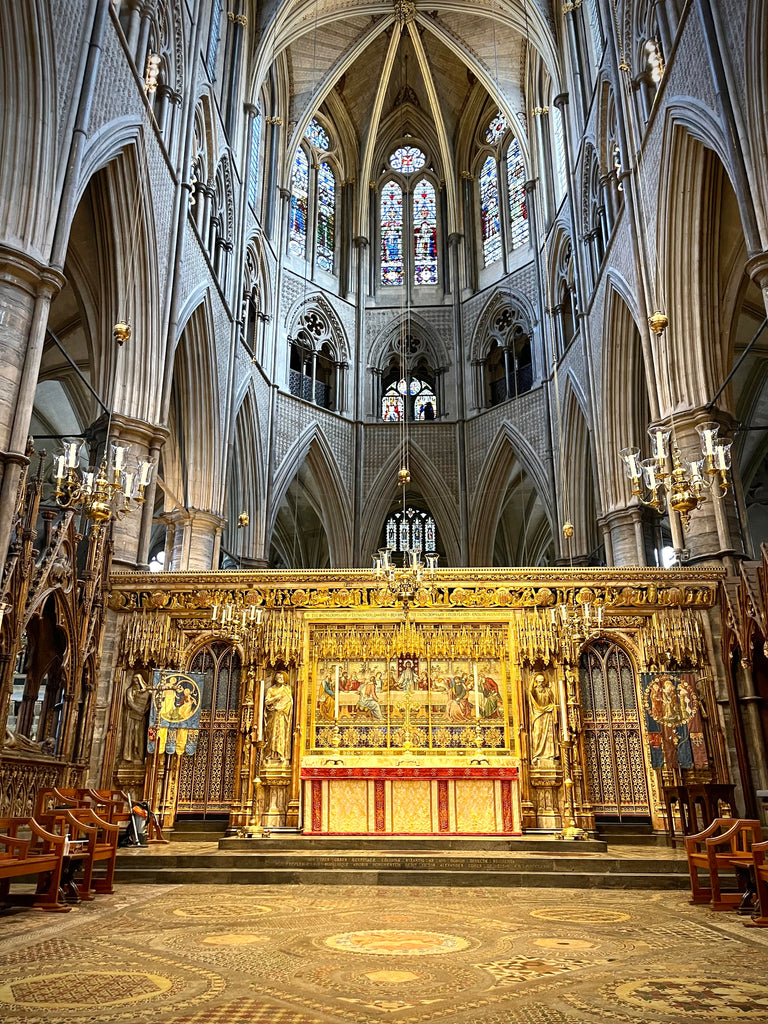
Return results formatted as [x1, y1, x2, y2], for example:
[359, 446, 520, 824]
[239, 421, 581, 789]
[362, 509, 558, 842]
[123, 611, 184, 668]
[620, 420, 731, 530]
[372, 546, 438, 611]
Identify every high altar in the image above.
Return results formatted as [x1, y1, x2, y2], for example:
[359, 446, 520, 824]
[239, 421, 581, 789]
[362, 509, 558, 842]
[104, 566, 727, 837]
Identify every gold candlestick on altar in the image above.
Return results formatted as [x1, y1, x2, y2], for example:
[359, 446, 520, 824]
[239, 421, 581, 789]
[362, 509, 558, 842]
[242, 769, 270, 839]
[324, 719, 345, 765]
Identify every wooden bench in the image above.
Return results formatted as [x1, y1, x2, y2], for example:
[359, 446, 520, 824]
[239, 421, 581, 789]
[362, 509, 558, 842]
[685, 817, 763, 910]
[744, 839, 768, 927]
[0, 817, 69, 912]
[35, 791, 120, 897]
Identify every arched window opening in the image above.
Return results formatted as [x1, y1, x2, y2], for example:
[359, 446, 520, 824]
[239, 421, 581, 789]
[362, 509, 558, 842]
[381, 362, 437, 421]
[288, 307, 343, 411]
[506, 138, 529, 249]
[390, 145, 426, 174]
[485, 111, 508, 144]
[560, 281, 575, 349]
[552, 104, 569, 200]
[316, 162, 336, 273]
[247, 110, 261, 209]
[315, 342, 336, 410]
[482, 306, 534, 406]
[288, 147, 309, 258]
[306, 118, 330, 151]
[206, 0, 223, 80]
[413, 178, 438, 285]
[480, 155, 502, 266]
[383, 506, 438, 555]
[381, 180, 404, 286]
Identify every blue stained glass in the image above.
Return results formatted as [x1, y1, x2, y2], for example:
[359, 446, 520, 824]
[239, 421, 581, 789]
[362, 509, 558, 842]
[381, 180, 404, 285]
[386, 519, 397, 548]
[412, 519, 422, 551]
[507, 138, 529, 249]
[316, 162, 335, 273]
[399, 519, 409, 551]
[414, 387, 437, 420]
[389, 146, 426, 174]
[413, 178, 438, 285]
[382, 392, 404, 420]
[306, 118, 330, 150]
[248, 112, 261, 208]
[288, 148, 308, 258]
[485, 111, 508, 144]
[480, 155, 502, 265]
[425, 516, 436, 550]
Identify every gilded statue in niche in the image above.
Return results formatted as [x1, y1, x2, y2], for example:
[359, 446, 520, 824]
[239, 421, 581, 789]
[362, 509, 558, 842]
[263, 671, 294, 764]
[529, 673, 559, 764]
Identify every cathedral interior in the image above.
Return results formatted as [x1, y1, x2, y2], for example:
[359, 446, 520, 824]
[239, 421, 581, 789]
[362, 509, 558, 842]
[2, 0, 768, 1021]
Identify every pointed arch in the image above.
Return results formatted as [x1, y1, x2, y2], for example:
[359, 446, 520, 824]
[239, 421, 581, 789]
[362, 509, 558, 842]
[360, 440, 461, 566]
[561, 381, 599, 560]
[268, 422, 353, 567]
[469, 422, 553, 565]
[226, 384, 267, 562]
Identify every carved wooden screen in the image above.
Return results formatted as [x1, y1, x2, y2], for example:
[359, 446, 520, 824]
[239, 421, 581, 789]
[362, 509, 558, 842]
[579, 640, 650, 819]
[176, 643, 241, 817]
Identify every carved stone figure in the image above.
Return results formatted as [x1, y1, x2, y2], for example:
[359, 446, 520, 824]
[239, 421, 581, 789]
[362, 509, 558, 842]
[529, 673, 558, 763]
[121, 673, 151, 762]
[263, 671, 294, 763]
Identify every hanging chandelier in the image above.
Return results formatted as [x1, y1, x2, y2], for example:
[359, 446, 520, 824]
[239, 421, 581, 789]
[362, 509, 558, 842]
[620, 414, 731, 529]
[53, 322, 156, 528]
[372, 546, 439, 611]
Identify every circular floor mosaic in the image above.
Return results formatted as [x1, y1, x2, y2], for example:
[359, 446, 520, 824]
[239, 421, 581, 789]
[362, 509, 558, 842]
[324, 930, 470, 955]
[0, 970, 172, 1009]
[614, 977, 768, 1019]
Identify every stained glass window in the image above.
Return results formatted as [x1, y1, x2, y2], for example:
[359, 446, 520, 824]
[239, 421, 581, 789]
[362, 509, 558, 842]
[383, 508, 438, 553]
[381, 181, 404, 285]
[206, 0, 222, 79]
[552, 104, 568, 199]
[382, 383, 404, 420]
[507, 138, 529, 249]
[247, 111, 261, 208]
[306, 118, 330, 151]
[316, 162, 335, 273]
[414, 385, 437, 420]
[485, 111, 508, 144]
[389, 146, 426, 174]
[480, 155, 502, 265]
[413, 178, 438, 285]
[288, 148, 308, 258]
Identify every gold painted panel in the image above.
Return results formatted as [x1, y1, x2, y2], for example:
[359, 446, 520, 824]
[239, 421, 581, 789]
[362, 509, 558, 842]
[391, 781, 433, 832]
[328, 779, 369, 833]
[454, 780, 498, 832]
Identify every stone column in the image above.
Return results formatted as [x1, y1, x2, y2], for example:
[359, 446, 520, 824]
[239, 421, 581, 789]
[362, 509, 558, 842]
[601, 506, 646, 566]
[166, 508, 227, 571]
[0, 248, 65, 569]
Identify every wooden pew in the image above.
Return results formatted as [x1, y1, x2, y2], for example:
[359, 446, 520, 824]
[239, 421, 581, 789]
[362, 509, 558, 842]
[685, 817, 763, 910]
[0, 817, 69, 912]
[35, 791, 121, 897]
[745, 839, 768, 927]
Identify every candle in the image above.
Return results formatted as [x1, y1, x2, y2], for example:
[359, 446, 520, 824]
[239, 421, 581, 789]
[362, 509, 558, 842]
[704, 430, 714, 456]
[557, 675, 569, 742]
[655, 430, 665, 460]
[55, 454, 66, 480]
[123, 471, 134, 498]
[67, 441, 79, 468]
[716, 446, 727, 470]
[334, 665, 340, 720]
[257, 679, 265, 740]
[473, 664, 480, 719]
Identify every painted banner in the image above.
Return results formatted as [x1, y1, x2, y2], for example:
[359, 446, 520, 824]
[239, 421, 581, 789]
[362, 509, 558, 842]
[147, 670, 203, 756]
[639, 672, 708, 770]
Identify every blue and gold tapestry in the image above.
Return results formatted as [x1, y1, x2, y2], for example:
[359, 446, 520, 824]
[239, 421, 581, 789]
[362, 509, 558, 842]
[147, 670, 203, 756]
[639, 672, 708, 770]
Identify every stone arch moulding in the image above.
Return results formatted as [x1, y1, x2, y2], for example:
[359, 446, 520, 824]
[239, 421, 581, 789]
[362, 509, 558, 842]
[368, 310, 450, 373]
[284, 292, 351, 362]
[468, 421, 553, 564]
[267, 421, 353, 567]
[471, 289, 537, 363]
[360, 440, 461, 567]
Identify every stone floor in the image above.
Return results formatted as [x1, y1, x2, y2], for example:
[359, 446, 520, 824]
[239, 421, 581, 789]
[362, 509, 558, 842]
[1, 883, 767, 1023]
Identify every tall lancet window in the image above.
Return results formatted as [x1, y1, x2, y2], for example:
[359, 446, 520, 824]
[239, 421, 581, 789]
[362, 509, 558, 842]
[480, 155, 502, 265]
[413, 178, 437, 285]
[288, 148, 309, 257]
[507, 138, 529, 249]
[316, 162, 335, 273]
[381, 181, 404, 286]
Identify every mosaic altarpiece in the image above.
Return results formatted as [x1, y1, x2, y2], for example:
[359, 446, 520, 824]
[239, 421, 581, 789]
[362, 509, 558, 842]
[104, 567, 729, 836]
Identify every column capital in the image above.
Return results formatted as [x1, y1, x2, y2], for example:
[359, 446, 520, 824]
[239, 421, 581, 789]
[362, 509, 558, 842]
[353, 235, 369, 249]
[553, 92, 569, 110]
[0, 245, 67, 299]
[746, 251, 768, 291]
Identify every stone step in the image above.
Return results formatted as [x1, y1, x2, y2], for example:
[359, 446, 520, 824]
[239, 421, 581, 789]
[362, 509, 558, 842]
[217, 835, 608, 853]
[113, 863, 691, 890]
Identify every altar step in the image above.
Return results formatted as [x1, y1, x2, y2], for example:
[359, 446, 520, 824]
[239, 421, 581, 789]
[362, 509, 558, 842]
[169, 818, 229, 843]
[114, 845, 691, 890]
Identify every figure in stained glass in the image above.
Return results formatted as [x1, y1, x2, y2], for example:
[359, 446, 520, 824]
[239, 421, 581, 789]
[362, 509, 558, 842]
[507, 138, 529, 249]
[480, 155, 502, 265]
[413, 178, 437, 285]
[316, 162, 335, 272]
[288, 148, 309, 258]
[380, 181, 404, 285]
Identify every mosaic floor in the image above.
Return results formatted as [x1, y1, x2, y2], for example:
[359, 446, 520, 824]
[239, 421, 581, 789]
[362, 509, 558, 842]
[1, 883, 767, 1023]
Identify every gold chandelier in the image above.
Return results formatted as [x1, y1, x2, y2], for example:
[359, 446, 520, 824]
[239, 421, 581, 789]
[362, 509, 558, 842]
[53, 322, 155, 528]
[372, 546, 438, 610]
[620, 417, 731, 529]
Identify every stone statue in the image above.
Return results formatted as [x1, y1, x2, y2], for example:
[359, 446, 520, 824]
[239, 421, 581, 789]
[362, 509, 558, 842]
[121, 673, 151, 763]
[529, 672, 559, 763]
[263, 671, 294, 763]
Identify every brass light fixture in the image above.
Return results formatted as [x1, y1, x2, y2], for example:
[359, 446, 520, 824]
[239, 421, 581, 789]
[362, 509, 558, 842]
[372, 546, 439, 611]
